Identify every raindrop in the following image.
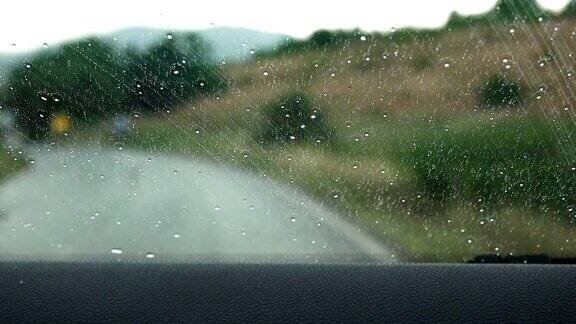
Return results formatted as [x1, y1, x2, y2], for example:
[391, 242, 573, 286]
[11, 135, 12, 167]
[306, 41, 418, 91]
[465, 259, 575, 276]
[360, 35, 367, 41]
[214, 206, 221, 211]
[166, 34, 173, 39]
[146, 253, 156, 259]
[110, 248, 123, 255]
[290, 217, 296, 222]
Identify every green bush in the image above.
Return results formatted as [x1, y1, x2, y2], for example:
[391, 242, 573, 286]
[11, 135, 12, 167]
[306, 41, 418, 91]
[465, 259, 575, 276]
[256, 91, 331, 144]
[395, 116, 576, 214]
[1, 32, 226, 139]
[413, 55, 434, 70]
[478, 73, 525, 108]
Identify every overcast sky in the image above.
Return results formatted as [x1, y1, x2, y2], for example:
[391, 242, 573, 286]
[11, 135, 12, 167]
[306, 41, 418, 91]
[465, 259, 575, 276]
[0, 0, 570, 53]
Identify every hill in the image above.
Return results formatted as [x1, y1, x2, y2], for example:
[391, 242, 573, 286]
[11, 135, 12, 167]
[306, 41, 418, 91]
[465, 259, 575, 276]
[110, 0, 576, 261]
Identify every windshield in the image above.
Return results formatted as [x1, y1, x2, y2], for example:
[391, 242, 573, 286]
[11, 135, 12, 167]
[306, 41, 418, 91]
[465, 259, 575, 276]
[0, 0, 574, 263]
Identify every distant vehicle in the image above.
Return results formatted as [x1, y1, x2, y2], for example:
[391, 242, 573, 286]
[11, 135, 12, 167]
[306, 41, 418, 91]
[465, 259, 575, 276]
[112, 114, 132, 135]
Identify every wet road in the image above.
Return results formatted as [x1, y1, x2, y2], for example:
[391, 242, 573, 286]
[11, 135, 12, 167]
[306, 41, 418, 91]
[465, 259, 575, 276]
[0, 147, 396, 263]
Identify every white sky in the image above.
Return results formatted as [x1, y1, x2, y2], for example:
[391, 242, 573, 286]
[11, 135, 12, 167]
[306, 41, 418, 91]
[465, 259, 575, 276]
[0, 0, 570, 53]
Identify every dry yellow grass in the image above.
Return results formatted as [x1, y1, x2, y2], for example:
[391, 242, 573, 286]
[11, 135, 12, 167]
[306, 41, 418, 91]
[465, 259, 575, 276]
[168, 18, 576, 123]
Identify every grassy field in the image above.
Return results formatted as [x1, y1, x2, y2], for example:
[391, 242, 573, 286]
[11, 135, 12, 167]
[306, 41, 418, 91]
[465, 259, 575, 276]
[0, 148, 25, 183]
[58, 14, 576, 262]
[68, 109, 576, 262]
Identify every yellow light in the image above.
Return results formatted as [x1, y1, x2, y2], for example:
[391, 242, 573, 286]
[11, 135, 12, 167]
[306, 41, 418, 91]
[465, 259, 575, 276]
[50, 112, 71, 134]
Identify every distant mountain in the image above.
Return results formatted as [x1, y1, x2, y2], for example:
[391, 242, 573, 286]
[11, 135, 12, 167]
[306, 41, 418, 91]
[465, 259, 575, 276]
[103, 26, 286, 61]
[0, 27, 286, 78]
[198, 27, 287, 61]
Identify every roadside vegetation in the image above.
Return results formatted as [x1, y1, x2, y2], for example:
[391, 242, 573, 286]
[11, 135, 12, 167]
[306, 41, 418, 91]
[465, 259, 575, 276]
[0, 32, 226, 139]
[0, 148, 25, 183]
[4, 0, 576, 261]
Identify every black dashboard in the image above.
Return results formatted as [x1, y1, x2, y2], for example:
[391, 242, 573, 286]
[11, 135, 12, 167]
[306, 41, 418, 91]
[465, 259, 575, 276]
[0, 262, 574, 322]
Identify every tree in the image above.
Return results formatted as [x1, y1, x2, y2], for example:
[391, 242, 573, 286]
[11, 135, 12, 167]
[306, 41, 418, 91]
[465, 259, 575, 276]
[2, 38, 125, 138]
[1, 32, 227, 139]
[123, 32, 226, 113]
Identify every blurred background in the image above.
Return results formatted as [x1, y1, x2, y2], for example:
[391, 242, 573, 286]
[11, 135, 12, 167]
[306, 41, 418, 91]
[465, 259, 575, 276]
[1, 0, 576, 262]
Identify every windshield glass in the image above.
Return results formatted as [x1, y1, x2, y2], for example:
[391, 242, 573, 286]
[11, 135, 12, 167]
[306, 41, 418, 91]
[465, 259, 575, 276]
[0, 0, 574, 263]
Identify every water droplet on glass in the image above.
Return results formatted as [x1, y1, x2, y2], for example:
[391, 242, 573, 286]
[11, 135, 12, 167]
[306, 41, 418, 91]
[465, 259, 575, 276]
[110, 248, 123, 255]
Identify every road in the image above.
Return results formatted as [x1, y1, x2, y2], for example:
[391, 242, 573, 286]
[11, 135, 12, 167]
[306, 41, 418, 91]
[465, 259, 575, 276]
[0, 146, 396, 263]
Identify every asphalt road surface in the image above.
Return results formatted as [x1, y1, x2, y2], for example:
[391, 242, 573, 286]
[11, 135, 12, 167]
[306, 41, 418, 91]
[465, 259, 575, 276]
[0, 147, 396, 263]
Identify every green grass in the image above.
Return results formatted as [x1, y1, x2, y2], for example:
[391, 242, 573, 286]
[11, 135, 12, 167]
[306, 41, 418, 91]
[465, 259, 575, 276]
[0, 148, 26, 183]
[74, 111, 576, 262]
